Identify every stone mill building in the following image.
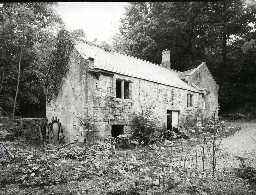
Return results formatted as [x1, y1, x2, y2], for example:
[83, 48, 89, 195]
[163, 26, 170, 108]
[46, 41, 219, 142]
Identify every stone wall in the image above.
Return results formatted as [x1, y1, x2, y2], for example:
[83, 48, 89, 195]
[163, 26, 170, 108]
[46, 49, 89, 142]
[47, 49, 205, 142]
[90, 72, 205, 138]
[187, 64, 219, 119]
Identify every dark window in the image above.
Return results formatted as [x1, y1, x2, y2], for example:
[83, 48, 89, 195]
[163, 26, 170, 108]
[196, 72, 201, 81]
[124, 81, 130, 99]
[167, 110, 172, 130]
[116, 79, 131, 99]
[187, 94, 193, 107]
[116, 79, 122, 98]
[111, 125, 124, 137]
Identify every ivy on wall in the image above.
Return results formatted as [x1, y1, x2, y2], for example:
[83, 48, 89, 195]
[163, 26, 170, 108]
[47, 29, 74, 102]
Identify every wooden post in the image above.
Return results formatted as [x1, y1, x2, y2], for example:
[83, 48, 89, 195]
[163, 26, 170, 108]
[162, 165, 165, 188]
[202, 145, 205, 171]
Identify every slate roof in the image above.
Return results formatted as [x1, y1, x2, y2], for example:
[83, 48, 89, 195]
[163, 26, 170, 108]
[74, 42, 200, 93]
[180, 62, 205, 76]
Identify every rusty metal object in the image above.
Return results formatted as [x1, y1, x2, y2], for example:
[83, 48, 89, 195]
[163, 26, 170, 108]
[47, 117, 64, 144]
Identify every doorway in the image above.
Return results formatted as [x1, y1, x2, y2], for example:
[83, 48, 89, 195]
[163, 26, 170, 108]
[167, 110, 179, 130]
[111, 125, 124, 137]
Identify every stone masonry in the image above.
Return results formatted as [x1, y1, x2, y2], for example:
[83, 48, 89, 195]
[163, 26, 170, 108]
[47, 42, 218, 143]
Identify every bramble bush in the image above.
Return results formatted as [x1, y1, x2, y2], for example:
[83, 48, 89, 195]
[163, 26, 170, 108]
[179, 109, 241, 139]
[1, 139, 253, 195]
[131, 107, 164, 145]
[178, 109, 204, 136]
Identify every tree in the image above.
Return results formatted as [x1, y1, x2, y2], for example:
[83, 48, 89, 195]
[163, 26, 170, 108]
[205, 0, 256, 82]
[71, 29, 87, 42]
[114, 2, 209, 70]
[1, 3, 63, 116]
[12, 48, 22, 118]
[114, 1, 256, 113]
[99, 41, 112, 51]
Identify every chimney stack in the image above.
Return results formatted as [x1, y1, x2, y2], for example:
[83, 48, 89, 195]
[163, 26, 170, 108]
[161, 49, 171, 69]
[88, 57, 94, 69]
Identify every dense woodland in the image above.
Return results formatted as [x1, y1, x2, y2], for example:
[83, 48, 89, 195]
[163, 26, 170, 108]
[1, 1, 256, 118]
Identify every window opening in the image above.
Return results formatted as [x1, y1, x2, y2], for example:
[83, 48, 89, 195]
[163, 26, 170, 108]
[124, 81, 130, 99]
[116, 79, 122, 98]
[187, 94, 193, 107]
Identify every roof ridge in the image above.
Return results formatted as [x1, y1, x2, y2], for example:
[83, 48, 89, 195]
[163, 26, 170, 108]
[77, 41, 162, 68]
[182, 62, 206, 75]
[75, 41, 182, 75]
[74, 42, 200, 93]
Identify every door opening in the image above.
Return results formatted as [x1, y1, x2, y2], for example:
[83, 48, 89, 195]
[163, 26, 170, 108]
[167, 110, 179, 130]
[111, 125, 124, 137]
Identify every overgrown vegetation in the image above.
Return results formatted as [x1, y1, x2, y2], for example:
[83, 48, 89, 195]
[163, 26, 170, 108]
[0, 3, 86, 117]
[1, 114, 254, 194]
[1, 118, 47, 145]
[131, 106, 164, 145]
[46, 30, 74, 102]
[1, 135, 254, 195]
[130, 107, 240, 147]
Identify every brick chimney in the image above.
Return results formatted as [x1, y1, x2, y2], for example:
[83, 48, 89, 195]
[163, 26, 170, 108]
[161, 49, 171, 69]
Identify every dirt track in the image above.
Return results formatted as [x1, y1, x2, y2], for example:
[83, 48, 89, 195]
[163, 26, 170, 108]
[218, 120, 256, 168]
[221, 120, 256, 155]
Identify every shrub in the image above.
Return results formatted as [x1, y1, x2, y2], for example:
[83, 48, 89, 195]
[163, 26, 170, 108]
[201, 118, 241, 138]
[234, 157, 256, 192]
[179, 109, 203, 135]
[77, 115, 95, 143]
[179, 109, 231, 138]
[6, 118, 46, 144]
[131, 106, 164, 145]
[22, 119, 45, 145]
[115, 134, 133, 149]
[201, 118, 224, 135]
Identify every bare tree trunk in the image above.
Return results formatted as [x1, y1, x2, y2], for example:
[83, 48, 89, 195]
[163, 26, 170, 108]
[0, 71, 4, 94]
[12, 48, 22, 119]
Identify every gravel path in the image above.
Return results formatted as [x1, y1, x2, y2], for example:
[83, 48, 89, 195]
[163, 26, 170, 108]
[220, 120, 256, 155]
[218, 120, 256, 169]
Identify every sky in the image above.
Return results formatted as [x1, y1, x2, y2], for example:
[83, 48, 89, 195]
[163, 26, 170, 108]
[54, 2, 128, 45]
